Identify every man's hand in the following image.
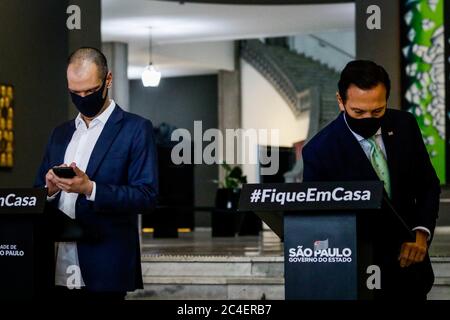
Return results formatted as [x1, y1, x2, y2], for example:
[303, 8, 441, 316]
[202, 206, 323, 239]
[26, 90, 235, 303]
[53, 162, 93, 197]
[46, 164, 65, 197]
[399, 230, 428, 268]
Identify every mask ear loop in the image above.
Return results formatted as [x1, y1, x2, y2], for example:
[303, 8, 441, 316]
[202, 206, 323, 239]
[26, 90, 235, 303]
[342, 105, 351, 123]
[100, 73, 109, 99]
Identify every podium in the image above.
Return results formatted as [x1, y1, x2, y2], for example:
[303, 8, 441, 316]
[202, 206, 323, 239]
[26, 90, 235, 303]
[238, 181, 414, 300]
[0, 188, 51, 300]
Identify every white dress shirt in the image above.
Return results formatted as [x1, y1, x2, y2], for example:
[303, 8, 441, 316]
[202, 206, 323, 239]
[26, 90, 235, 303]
[343, 113, 431, 238]
[51, 100, 116, 287]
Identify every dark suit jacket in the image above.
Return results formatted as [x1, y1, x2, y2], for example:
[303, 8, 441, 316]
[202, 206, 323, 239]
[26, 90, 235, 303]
[34, 105, 158, 292]
[302, 109, 440, 296]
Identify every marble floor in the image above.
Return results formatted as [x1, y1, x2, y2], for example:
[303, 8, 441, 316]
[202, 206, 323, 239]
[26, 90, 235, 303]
[137, 227, 450, 300]
[141, 226, 450, 258]
[141, 228, 283, 257]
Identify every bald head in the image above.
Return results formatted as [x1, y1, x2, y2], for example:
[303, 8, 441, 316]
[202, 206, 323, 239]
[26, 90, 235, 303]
[68, 47, 108, 80]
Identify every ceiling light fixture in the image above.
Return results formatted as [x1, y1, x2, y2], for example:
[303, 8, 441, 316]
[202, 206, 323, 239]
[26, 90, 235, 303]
[142, 27, 161, 87]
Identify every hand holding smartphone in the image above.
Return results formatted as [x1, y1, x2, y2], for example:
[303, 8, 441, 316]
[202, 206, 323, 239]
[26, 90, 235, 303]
[52, 166, 76, 179]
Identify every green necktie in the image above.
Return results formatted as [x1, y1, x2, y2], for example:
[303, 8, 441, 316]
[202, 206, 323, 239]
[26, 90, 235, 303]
[366, 137, 391, 198]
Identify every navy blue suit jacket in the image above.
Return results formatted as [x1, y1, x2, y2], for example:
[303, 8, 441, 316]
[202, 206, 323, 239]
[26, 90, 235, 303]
[302, 109, 440, 295]
[34, 105, 158, 292]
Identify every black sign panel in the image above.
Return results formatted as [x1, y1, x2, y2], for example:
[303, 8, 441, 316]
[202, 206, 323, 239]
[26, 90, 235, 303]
[239, 181, 384, 212]
[0, 220, 35, 299]
[284, 213, 358, 300]
[0, 188, 46, 215]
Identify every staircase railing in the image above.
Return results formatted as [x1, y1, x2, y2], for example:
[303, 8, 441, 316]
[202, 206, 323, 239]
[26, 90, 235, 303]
[240, 40, 310, 117]
[288, 34, 355, 72]
[240, 39, 339, 182]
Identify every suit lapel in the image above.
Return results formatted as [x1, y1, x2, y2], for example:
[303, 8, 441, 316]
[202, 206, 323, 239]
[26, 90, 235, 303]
[85, 106, 124, 179]
[56, 121, 76, 165]
[381, 110, 399, 200]
[49, 121, 76, 204]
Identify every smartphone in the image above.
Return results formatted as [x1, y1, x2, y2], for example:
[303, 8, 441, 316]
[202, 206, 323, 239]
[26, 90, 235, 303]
[52, 166, 76, 179]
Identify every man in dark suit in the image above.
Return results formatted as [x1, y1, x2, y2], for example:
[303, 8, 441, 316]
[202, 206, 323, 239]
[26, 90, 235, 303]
[35, 47, 158, 300]
[302, 60, 440, 299]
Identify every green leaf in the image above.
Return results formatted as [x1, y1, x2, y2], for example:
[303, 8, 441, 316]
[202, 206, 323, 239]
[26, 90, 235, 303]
[229, 166, 243, 179]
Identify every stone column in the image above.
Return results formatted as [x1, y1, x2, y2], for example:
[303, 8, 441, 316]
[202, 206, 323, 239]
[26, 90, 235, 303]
[102, 42, 130, 110]
[218, 69, 242, 173]
[218, 41, 241, 182]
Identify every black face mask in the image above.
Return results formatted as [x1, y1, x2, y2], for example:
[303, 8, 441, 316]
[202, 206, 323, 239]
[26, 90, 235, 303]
[70, 76, 108, 118]
[344, 109, 385, 139]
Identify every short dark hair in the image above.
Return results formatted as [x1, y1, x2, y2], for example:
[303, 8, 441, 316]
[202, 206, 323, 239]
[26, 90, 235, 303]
[338, 60, 391, 103]
[67, 47, 108, 80]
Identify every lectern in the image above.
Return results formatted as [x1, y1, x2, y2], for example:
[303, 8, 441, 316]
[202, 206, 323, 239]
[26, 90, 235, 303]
[238, 181, 414, 300]
[0, 188, 51, 300]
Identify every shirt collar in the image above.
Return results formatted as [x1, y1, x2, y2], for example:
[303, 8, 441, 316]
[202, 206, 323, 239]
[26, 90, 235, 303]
[343, 112, 382, 142]
[75, 99, 116, 129]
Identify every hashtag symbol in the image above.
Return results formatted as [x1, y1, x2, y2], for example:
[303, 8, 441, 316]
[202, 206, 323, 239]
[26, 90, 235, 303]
[250, 189, 262, 203]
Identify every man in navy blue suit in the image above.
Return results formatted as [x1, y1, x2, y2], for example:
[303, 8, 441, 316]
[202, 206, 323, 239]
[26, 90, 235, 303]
[35, 47, 158, 300]
[302, 60, 440, 299]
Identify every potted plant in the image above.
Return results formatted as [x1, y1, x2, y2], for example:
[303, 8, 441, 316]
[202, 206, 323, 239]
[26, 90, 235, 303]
[212, 163, 247, 237]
